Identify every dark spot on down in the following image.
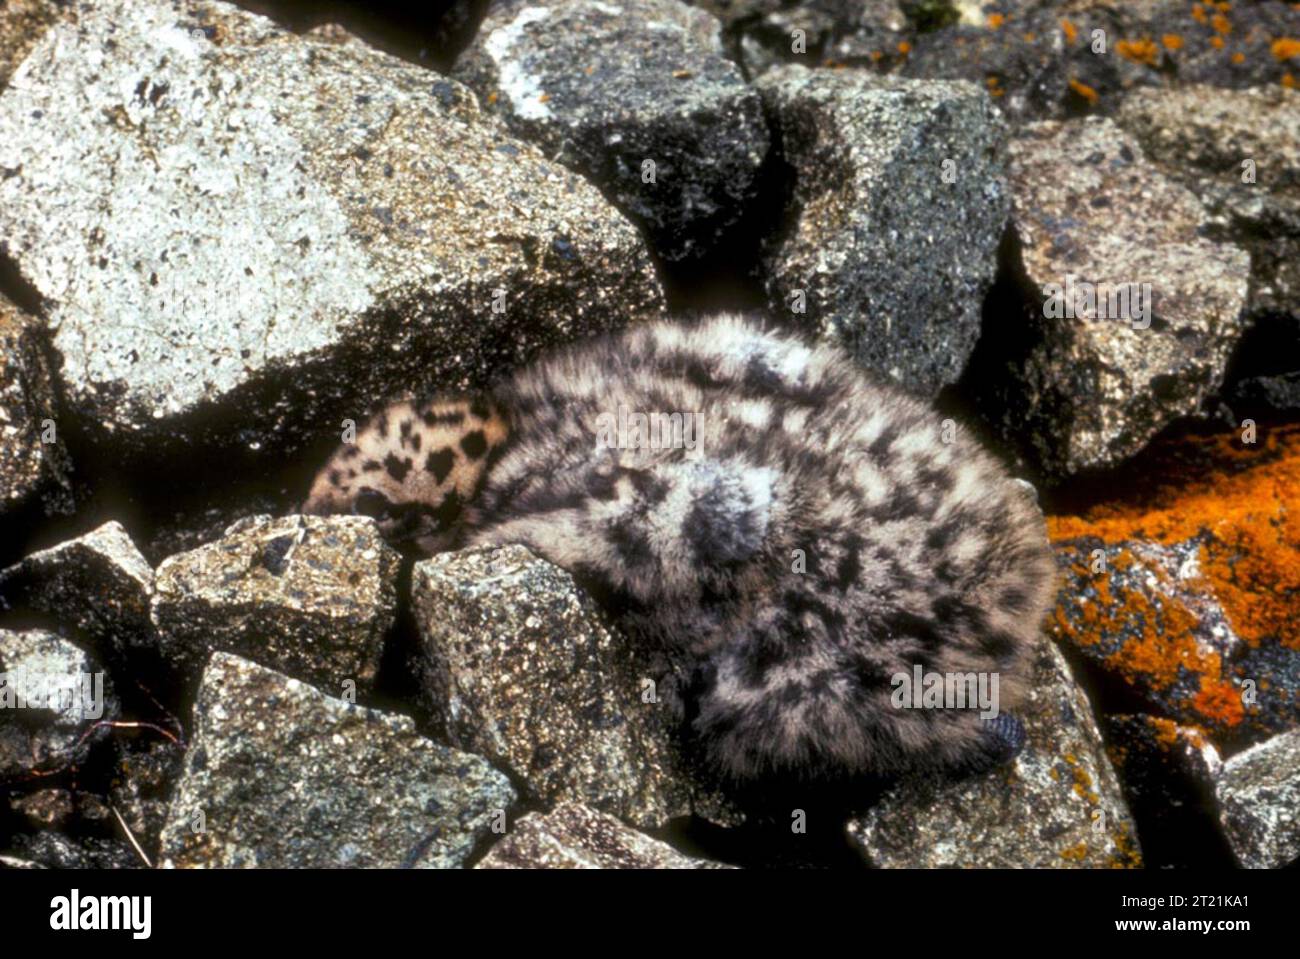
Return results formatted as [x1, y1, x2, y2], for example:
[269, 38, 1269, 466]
[383, 453, 412, 482]
[425, 447, 455, 484]
[460, 430, 488, 459]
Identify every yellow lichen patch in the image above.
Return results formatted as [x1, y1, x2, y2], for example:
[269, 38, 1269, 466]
[1211, 35, 1226, 49]
[1049, 424, 1300, 668]
[1211, 13, 1233, 35]
[1162, 34, 1184, 51]
[1060, 841, 1089, 862]
[1069, 77, 1099, 103]
[1061, 19, 1078, 43]
[1231, 51, 1246, 64]
[1273, 38, 1300, 61]
[987, 13, 1006, 30]
[897, 40, 912, 55]
[1192, 4, 1209, 25]
[1285, 72, 1297, 88]
[1117, 38, 1160, 66]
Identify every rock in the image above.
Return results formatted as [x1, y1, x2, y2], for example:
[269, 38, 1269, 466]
[151, 515, 399, 691]
[0, 521, 157, 665]
[413, 544, 730, 830]
[966, 117, 1249, 479]
[477, 802, 734, 868]
[1104, 714, 1231, 868]
[7, 788, 75, 830]
[756, 65, 1007, 395]
[1048, 425, 1300, 745]
[1114, 85, 1300, 417]
[1215, 728, 1300, 868]
[158, 651, 516, 868]
[455, 0, 770, 262]
[0, 297, 73, 531]
[0, 629, 119, 782]
[846, 635, 1142, 868]
[0, 0, 61, 90]
[0, 855, 43, 869]
[4, 832, 138, 869]
[0, 0, 663, 474]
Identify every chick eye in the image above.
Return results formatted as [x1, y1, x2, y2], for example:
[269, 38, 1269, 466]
[353, 488, 393, 519]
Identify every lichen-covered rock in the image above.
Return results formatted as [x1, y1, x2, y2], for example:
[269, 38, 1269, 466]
[0, 298, 72, 528]
[0, 521, 157, 664]
[846, 635, 1142, 868]
[1048, 425, 1300, 745]
[1104, 714, 1230, 868]
[151, 515, 399, 691]
[158, 652, 516, 868]
[477, 802, 734, 869]
[413, 544, 730, 830]
[0, 629, 119, 783]
[967, 117, 1249, 479]
[1215, 728, 1300, 868]
[756, 65, 1007, 395]
[455, 0, 769, 262]
[0, 0, 663, 472]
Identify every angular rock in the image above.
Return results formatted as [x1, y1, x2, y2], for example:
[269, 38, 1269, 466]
[1048, 426, 1300, 745]
[1215, 728, 1300, 868]
[0, 298, 72, 529]
[757, 65, 1007, 395]
[0, 0, 662, 472]
[4, 832, 138, 869]
[477, 802, 734, 869]
[0, 521, 157, 664]
[1104, 714, 1231, 868]
[158, 652, 516, 868]
[0, 629, 119, 782]
[846, 635, 1142, 868]
[455, 0, 770, 262]
[151, 515, 399, 691]
[414, 544, 729, 830]
[967, 117, 1249, 479]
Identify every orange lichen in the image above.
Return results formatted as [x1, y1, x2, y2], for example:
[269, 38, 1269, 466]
[1069, 77, 1099, 103]
[486, 91, 499, 105]
[1231, 51, 1246, 64]
[1192, 4, 1209, 24]
[1116, 38, 1160, 65]
[1024, 32, 1037, 43]
[987, 13, 1006, 29]
[1285, 72, 1297, 88]
[897, 40, 911, 55]
[1048, 425, 1300, 727]
[1060, 841, 1088, 862]
[1211, 13, 1233, 35]
[1162, 34, 1184, 51]
[1272, 38, 1300, 61]
[1061, 19, 1078, 43]
[1211, 35, 1226, 49]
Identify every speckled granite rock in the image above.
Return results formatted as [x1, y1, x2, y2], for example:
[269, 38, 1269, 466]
[1104, 714, 1229, 868]
[0, 298, 72, 525]
[968, 117, 1249, 479]
[151, 515, 399, 690]
[455, 0, 769, 262]
[756, 65, 1007, 395]
[477, 802, 734, 868]
[0, 521, 157, 663]
[0, 0, 61, 89]
[414, 544, 731, 830]
[1215, 728, 1300, 868]
[0, 0, 663, 471]
[846, 635, 1142, 868]
[158, 652, 516, 868]
[0, 629, 118, 783]
[4, 832, 138, 869]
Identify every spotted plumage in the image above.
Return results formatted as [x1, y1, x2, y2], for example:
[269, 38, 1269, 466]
[305, 314, 1058, 784]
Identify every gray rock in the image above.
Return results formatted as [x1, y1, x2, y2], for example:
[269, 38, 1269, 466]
[0, 298, 72, 523]
[0, 855, 43, 869]
[151, 515, 399, 691]
[1215, 728, 1300, 868]
[846, 635, 1142, 868]
[158, 651, 516, 868]
[970, 117, 1249, 479]
[413, 544, 732, 830]
[0, 521, 157, 663]
[0, 0, 663, 471]
[455, 0, 770, 262]
[5, 832, 138, 869]
[756, 65, 1007, 395]
[477, 802, 734, 868]
[0, 629, 119, 783]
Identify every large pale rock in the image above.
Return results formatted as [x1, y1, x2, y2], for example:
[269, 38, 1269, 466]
[477, 802, 734, 869]
[0, 0, 663, 470]
[158, 652, 516, 868]
[455, 0, 770, 262]
[756, 65, 1007, 395]
[846, 636, 1142, 868]
[413, 544, 730, 830]
[1215, 728, 1300, 869]
[151, 515, 399, 690]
